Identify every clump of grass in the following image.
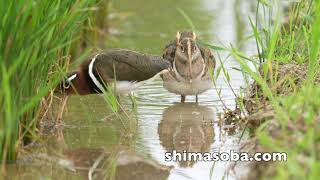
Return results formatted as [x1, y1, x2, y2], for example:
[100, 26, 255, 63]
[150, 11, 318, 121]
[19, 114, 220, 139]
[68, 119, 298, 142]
[0, 0, 102, 165]
[224, 0, 319, 178]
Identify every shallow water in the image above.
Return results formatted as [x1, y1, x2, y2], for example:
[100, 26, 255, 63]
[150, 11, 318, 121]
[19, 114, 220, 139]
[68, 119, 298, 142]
[6, 0, 258, 179]
[107, 0, 257, 178]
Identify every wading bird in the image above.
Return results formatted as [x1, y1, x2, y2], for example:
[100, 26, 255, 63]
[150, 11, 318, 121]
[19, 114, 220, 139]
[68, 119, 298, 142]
[57, 49, 170, 101]
[161, 31, 216, 103]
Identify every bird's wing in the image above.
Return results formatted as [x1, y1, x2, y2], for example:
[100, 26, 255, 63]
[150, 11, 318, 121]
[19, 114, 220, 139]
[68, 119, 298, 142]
[162, 41, 177, 66]
[94, 49, 171, 82]
[199, 46, 216, 76]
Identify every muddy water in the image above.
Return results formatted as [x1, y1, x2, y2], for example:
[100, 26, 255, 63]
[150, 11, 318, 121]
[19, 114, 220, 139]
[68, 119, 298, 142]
[6, 0, 257, 180]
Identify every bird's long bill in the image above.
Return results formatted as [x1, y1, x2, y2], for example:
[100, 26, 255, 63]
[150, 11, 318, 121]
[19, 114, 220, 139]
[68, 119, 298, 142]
[187, 39, 192, 83]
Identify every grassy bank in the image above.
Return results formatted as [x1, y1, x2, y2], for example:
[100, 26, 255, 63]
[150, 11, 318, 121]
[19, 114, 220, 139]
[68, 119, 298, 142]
[226, 0, 320, 179]
[0, 0, 111, 166]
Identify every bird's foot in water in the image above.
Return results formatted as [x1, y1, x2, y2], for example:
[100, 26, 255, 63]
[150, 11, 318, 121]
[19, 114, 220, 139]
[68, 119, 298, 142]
[181, 95, 186, 103]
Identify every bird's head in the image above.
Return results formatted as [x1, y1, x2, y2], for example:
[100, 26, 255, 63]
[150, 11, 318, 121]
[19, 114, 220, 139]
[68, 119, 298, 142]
[55, 73, 78, 95]
[174, 31, 204, 82]
[55, 69, 93, 95]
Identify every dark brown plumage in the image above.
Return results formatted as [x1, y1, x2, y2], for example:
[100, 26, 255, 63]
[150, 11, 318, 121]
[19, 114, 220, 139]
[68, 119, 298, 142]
[93, 49, 170, 82]
[56, 49, 170, 95]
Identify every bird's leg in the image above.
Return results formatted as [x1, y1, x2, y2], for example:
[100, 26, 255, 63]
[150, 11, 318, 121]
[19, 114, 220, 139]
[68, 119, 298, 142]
[195, 95, 198, 103]
[181, 95, 186, 103]
[129, 92, 137, 109]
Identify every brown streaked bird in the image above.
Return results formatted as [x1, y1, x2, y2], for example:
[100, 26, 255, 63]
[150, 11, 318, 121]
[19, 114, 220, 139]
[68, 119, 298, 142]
[161, 31, 216, 103]
[56, 49, 171, 97]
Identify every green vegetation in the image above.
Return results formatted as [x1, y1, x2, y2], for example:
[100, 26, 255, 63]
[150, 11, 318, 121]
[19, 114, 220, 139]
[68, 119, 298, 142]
[218, 0, 320, 178]
[0, 0, 108, 165]
[1, 0, 319, 179]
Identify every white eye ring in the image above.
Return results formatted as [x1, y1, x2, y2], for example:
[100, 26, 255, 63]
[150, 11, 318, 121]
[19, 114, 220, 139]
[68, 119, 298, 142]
[64, 74, 77, 89]
[63, 81, 71, 89]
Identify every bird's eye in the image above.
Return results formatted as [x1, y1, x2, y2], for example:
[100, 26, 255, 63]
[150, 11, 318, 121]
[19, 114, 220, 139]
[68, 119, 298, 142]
[64, 73, 77, 89]
[193, 46, 197, 51]
[63, 80, 71, 89]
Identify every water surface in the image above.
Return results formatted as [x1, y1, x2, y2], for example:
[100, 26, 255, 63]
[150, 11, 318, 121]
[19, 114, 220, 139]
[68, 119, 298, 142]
[6, 0, 257, 179]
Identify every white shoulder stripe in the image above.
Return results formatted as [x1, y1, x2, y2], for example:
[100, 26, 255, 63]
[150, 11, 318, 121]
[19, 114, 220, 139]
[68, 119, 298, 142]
[88, 54, 105, 92]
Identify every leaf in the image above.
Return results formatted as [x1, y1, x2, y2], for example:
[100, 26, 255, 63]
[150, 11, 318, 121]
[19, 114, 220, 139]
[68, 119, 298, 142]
[177, 8, 196, 32]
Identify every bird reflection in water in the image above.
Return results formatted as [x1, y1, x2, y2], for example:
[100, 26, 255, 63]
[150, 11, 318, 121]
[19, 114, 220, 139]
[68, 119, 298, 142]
[158, 103, 215, 167]
[63, 148, 172, 180]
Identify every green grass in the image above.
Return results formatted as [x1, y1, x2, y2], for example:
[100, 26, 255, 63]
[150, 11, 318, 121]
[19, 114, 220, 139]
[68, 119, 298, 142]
[218, 0, 320, 179]
[1, 0, 319, 179]
[0, 0, 105, 165]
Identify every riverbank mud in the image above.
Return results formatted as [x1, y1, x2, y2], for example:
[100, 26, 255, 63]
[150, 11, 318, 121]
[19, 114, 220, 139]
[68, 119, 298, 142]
[231, 62, 320, 179]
